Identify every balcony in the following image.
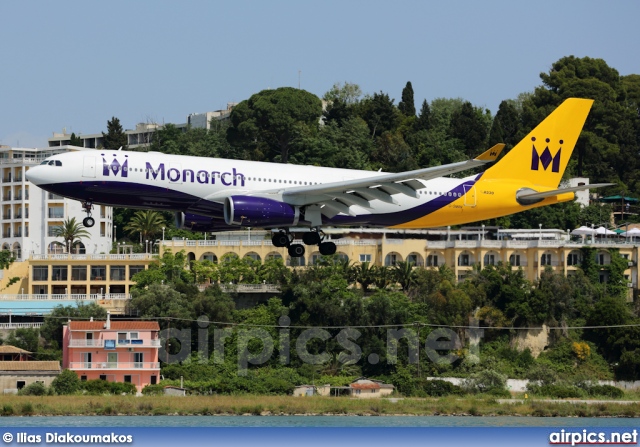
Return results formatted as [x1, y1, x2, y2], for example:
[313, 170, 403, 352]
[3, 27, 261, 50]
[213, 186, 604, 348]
[69, 339, 105, 348]
[68, 362, 160, 370]
[116, 339, 162, 347]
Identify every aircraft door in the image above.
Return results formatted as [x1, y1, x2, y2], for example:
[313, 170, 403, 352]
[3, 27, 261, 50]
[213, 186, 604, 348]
[82, 157, 96, 178]
[463, 184, 477, 207]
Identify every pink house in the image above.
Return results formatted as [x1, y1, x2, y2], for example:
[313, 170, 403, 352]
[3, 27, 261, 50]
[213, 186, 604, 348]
[62, 313, 161, 391]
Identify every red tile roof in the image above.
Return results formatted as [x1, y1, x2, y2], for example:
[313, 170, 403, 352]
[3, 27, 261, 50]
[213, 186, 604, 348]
[68, 321, 160, 331]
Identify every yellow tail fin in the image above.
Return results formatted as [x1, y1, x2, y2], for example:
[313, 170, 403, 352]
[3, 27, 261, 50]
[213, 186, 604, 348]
[482, 98, 593, 188]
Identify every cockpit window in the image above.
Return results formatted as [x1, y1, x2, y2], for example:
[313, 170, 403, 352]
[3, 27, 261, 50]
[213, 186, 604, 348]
[45, 160, 62, 166]
[55, 160, 62, 166]
[40, 160, 49, 165]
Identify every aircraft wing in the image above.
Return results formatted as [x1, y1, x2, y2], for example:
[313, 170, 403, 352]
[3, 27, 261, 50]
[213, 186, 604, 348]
[274, 144, 504, 218]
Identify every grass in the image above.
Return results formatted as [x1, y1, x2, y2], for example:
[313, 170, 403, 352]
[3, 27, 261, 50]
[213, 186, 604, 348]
[0, 395, 638, 417]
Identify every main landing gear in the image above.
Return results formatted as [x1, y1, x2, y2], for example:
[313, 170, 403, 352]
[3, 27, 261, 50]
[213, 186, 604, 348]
[81, 201, 95, 228]
[271, 228, 336, 258]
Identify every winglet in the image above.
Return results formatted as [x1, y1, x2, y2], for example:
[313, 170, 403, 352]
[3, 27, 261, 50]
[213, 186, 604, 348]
[474, 144, 505, 162]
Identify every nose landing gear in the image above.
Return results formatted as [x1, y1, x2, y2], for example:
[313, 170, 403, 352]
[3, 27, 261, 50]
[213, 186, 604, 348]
[81, 201, 95, 228]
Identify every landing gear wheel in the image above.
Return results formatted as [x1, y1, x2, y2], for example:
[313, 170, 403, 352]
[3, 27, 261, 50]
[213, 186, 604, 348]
[302, 231, 321, 246]
[319, 241, 336, 256]
[272, 232, 290, 248]
[83, 217, 95, 228]
[288, 244, 305, 258]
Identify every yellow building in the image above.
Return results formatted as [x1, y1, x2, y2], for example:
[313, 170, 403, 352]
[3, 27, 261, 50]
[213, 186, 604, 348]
[161, 228, 638, 298]
[0, 227, 638, 318]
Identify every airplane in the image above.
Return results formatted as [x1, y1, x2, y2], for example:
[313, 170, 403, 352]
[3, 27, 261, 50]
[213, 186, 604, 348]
[26, 98, 612, 258]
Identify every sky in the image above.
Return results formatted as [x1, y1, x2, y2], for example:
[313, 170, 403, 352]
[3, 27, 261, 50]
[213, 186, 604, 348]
[1, 0, 639, 148]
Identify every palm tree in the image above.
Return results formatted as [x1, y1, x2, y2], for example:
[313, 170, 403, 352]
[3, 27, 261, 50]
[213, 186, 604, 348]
[53, 217, 90, 253]
[123, 210, 166, 244]
[394, 260, 417, 292]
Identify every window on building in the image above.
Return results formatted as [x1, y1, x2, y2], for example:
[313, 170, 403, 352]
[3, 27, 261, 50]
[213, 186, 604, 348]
[458, 254, 470, 266]
[124, 375, 132, 383]
[32, 266, 48, 281]
[80, 376, 87, 382]
[150, 376, 157, 385]
[90, 266, 106, 280]
[71, 266, 87, 281]
[567, 253, 580, 266]
[110, 266, 125, 281]
[427, 255, 438, 267]
[484, 254, 496, 266]
[99, 375, 107, 381]
[359, 254, 371, 263]
[129, 265, 145, 280]
[541, 253, 552, 266]
[52, 265, 68, 281]
[509, 254, 520, 266]
[16, 381, 25, 390]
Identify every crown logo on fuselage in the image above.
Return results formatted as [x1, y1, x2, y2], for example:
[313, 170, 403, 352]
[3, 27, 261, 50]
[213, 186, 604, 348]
[531, 137, 562, 173]
[102, 154, 128, 177]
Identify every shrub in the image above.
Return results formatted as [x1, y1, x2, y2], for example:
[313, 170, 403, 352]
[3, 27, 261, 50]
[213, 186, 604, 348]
[52, 369, 81, 395]
[422, 379, 463, 397]
[19, 382, 48, 396]
[464, 370, 508, 394]
[142, 384, 165, 395]
[109, 382, 137, 395]
[527, 384, 585, 398]
[587, 385, 624, 399]
[1, 404, 14, 416]
[81, 379, 111, 395]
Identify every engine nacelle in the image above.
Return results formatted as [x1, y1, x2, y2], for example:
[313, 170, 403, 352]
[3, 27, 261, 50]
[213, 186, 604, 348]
[174, 212, 233, 232]
[224, 196, 300, 227]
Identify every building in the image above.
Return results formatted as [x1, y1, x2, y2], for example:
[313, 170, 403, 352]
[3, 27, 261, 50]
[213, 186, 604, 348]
[0, 145, 113, 261]
[0, 345, 31, 361]
[47, 104, 236, 150]
[161, 227, 639, 297]
[349, 378, 394, 398]
[0, 345, 61, 394]
[62, 313, 161, 392]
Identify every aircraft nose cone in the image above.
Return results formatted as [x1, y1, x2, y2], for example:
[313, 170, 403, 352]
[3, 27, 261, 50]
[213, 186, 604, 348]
[25, 166, 45, 185]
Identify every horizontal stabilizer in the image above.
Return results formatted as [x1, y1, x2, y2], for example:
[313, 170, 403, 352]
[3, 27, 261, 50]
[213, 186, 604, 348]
[516, 183, 614, 205]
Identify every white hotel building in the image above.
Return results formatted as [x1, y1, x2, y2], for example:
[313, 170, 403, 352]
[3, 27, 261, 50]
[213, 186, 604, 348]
[0, 145, 113, 259]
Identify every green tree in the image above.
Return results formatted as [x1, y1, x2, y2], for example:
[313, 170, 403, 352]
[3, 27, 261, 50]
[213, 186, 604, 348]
[5, 328, 40, 352]
[51, 369, 81, 394]
[449, 101, 490, 157]
[102, 116, 127, 150]
[227, 87, 322, 163]
[52, 217, 90, 253]
[398, 81, 416, 116]
[123, 210, 166, 244]
[357, 91, 401, 138]
[414, 99, 431, 131]
[40, 303, 107, 349]
[323, 81, 362, 105]
[69, 133, 83, 146]
[0, 250, 15, 269]
[488, 100, 520, 148]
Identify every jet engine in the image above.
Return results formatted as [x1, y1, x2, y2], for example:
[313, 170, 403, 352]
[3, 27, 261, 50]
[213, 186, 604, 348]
[174, 212, 234, 232]
[224, 196, 300, 227]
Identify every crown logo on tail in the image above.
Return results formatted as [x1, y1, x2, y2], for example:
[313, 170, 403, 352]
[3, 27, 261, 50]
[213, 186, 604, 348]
[531, 137, 562, 173]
